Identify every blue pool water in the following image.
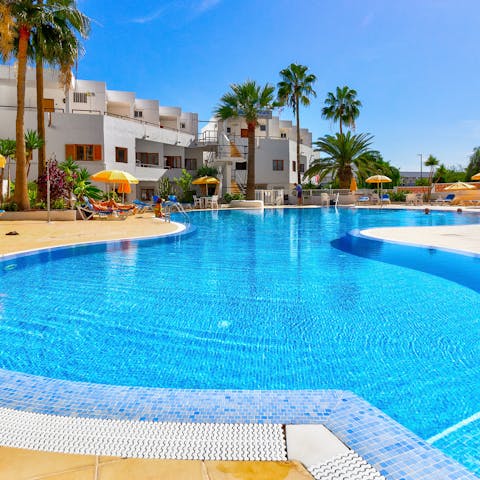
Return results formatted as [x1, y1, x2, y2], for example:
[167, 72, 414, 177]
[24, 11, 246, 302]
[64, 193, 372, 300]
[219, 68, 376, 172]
[0, 208, 479, 472]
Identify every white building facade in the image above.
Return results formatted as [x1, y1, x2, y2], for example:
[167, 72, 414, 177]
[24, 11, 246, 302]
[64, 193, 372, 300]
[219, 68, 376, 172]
[0, 65, 316, 203]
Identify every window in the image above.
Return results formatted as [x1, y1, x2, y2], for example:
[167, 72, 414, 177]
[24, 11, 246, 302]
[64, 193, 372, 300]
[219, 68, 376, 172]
[273, 160, 284, 171]
[300, 163, 305, 173]
[180, 122, 186, 129]
[226, 127, 231, 134]
[292, 161, 296, 172]
[241, 129, 249, 138]
[236, 162, 247, 170]
[134, 110, 143, 118]
[259, 124, 266, 131]
[185, 158, 197, 170]
[73, 92, 88, 103]
[164, 156, 182, 168]
[136, 152, 159, 166]
[141, 188, 154, 201]
[280, 132, 287, 138]
[65, 144, 102, 161]
[116, 147, 128, 163]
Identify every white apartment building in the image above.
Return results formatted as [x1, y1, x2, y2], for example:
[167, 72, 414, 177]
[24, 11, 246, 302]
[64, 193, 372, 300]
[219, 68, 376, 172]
[200, 115, 315, 198]
[0, 65, 315, 202]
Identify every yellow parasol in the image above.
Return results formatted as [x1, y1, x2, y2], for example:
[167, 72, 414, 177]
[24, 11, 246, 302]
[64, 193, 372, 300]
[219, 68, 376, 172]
[0, 154, 5, 169]
[192, 176, 220, 195]
[191, 176, 220, 185]
[366, 175, 392, 207]
[90, 169, 139, 184]
[350, 177, 358, 192]
[471, 172, 480, 181]
[444, 182, 476, 191]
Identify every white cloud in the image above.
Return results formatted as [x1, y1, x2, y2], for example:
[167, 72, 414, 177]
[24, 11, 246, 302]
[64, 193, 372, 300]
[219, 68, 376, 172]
[196, 0, 222, 13]
[131, 6, 168, 24]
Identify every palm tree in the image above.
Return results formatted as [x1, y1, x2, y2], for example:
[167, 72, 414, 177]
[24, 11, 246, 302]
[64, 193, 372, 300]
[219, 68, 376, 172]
[277, 63, 316, 185]
[32, 0, 89, 181]
[0, 138, 16, 202]
[322, 86, 362, 135]
[0, 0, 89, 210]
[24, 129, 44, 175]
[215, 81, 276, 200]
[424, 155, 439, 202]
[304, 132, 377, 189]
[465, 147, 480, 181]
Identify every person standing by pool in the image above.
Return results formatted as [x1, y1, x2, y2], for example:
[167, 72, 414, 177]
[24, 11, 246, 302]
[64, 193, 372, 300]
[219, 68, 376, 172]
[294, 183, 303, 206]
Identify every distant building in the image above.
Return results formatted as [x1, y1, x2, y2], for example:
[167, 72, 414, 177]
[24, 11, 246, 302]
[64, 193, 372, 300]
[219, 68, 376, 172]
[399, 171, 425, 186]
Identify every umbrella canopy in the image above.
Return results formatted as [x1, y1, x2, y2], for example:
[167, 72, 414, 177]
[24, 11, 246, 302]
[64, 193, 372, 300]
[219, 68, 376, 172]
[118, 182, 131, 194]
[350, 177, 358, 192]
[90, 169, 139, 184]
[365, 175, 392, 208]
[0, 154, 5, 169]
[471, 172, 480, 181]
[365, 174, 392, 184]
[191, 176, 220, 185]
[444, 182, 476, 191]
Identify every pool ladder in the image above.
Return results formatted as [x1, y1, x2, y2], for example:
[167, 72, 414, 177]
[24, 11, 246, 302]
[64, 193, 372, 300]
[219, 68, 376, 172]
[163, 201, 190, 225]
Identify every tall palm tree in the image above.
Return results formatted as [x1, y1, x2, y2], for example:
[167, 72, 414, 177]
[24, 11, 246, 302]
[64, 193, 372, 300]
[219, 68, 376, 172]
[425, 154, 439, 202]
[32, 0, 89, 181]
[322, 86, 362, 135]
[277, 63, 316, 185]
[215, 81, 276, 200]
[304, 132, 376, 189]
[0, 0, 89, 210]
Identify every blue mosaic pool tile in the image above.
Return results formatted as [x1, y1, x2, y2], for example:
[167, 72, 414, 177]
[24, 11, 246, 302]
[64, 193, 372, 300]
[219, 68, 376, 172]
[0, 368, 477, 479]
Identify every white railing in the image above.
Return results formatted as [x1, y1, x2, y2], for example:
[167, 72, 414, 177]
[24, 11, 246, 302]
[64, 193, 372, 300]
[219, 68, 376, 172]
[255, 189, 284, 205]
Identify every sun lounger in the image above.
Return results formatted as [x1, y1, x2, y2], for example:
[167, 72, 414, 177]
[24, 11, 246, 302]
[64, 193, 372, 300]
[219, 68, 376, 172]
[380, 194, 391, 204]
[356, 196, 370, 205]
[435, 194, 455, 205]
[77, 198, 127, 220]
[133, 199, 153, 213]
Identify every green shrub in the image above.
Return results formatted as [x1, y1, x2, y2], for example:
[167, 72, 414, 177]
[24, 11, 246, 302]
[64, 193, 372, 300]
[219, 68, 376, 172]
[390, 191, 408, 202]
[224, 193, 245, 203]
[52, 198, 67, 210]
[2, 202, 18, 211]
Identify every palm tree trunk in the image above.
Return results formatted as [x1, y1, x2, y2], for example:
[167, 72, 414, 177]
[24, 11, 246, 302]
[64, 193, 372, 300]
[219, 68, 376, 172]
[14, 25, 31, 210]
[295, 98, 301, 185]
[339, 118, 343, 135]
[36, 57, 46, 181]
[246, 122, 256, 200]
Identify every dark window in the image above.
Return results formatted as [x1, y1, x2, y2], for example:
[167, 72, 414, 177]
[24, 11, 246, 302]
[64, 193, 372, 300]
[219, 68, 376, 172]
[141, 188, 154, 201]
[180, 122, 186, 129]
[164, 156, 182, 168]
[76, 144, 93, 161]
[292, 161, 296, 172]
[226, 127, 231, 134]
[134, 110, 143, 118]
[236, 162, 247, 170]
[136, 152, 159, 166]
[273, 160, 284, 171]
[280, 132, 287, 138]
[115, 147, 128, 163]
[300, 163, 305, 173]
[259, 124, 266, 131]
[185, 158, 197, 170]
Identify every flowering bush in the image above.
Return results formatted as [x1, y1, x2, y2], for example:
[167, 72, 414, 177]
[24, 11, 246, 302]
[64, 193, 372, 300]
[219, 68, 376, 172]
[37, 160, 71, 203]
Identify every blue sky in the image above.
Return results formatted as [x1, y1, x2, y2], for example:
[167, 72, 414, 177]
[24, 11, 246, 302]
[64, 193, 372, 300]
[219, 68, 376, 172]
[77, 0, 480, 171]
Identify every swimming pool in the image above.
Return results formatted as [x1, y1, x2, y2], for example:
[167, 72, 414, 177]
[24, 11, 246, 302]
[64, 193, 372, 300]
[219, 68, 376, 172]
[0, 208, 479, 473]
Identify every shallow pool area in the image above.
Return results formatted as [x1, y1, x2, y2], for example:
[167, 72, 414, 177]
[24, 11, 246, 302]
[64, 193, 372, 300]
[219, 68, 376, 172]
[0, 208, 479, 475]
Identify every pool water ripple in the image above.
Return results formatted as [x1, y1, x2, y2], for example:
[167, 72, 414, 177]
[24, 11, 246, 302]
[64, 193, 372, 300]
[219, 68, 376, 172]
[1, 208, 480, 473]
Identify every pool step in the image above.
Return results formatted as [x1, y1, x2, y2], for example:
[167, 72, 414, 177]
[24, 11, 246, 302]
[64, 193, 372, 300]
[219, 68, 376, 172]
[0, 407, 286, 460]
